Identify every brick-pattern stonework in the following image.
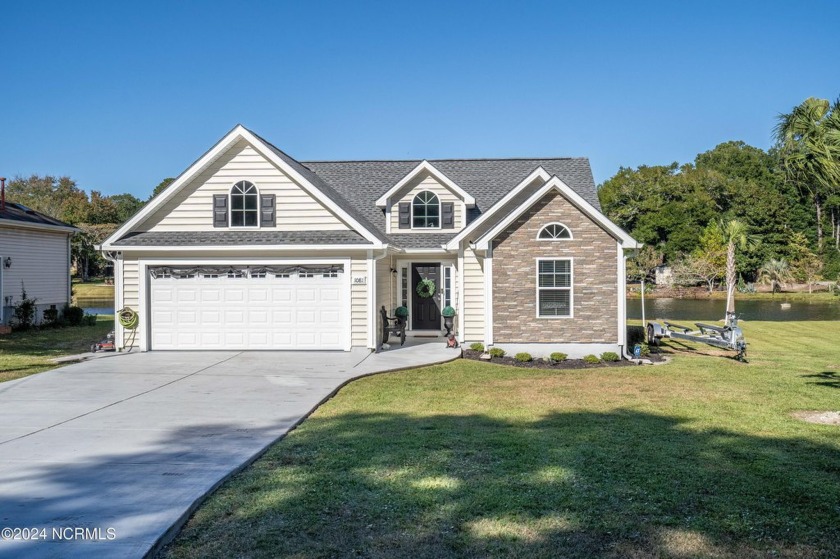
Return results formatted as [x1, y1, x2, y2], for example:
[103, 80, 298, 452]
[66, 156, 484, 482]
[492, 190, 618, 343]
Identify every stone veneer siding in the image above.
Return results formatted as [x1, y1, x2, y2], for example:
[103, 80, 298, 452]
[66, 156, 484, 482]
[492, 190, 618, 343]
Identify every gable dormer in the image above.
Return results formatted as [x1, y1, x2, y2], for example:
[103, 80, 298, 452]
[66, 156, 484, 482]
[375, 161, 476, 234]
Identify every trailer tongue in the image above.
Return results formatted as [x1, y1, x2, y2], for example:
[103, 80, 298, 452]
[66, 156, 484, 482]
[646, 312, 748, 362]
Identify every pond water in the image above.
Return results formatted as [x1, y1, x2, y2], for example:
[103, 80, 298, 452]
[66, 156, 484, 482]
[627, 297, 840, 321]
[81, 307, 115, 316]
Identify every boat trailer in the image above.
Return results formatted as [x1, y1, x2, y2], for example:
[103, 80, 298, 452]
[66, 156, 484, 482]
[647, 312, 748, 362]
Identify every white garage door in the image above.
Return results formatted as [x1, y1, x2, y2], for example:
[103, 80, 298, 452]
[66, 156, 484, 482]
[149, 265, 347, 350]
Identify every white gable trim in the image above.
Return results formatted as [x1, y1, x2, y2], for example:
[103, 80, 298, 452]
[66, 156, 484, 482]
[375, 160, 476, 208]
[444, 166, 550, 250]
[475, 176, 640, 250]
[102, 125, 383, 250]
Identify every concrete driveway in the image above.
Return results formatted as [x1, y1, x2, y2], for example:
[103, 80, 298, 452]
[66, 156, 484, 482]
[0, 344, 456, 558]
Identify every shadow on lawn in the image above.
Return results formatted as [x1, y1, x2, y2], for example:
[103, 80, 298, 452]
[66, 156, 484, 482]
[167, 410, 840, 559]
[801, 371, 840, 389]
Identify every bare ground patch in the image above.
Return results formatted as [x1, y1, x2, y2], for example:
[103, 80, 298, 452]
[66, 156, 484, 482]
[792, 411, 840, 425]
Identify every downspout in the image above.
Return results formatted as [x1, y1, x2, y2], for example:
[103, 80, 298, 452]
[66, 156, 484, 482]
[100, 247, 124, 350]
[371, 246, 390, 352]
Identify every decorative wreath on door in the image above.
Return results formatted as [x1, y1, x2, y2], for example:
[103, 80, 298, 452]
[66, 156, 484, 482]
[416, 278, 436, 298]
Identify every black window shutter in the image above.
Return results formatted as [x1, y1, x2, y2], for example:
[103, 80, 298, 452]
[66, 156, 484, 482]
[398, 202, 411, 229]
[441, 202, 454, 229]
[213, 194, 228, 228]
[260, 194, 276, 227]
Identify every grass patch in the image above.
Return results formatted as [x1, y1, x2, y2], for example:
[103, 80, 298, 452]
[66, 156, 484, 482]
[164, 321, 840, 558]
[71, 281, 115, 299]
[0, 316, 113, 382]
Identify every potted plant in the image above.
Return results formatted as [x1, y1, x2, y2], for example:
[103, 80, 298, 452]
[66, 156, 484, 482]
[441, 305, 456, 336]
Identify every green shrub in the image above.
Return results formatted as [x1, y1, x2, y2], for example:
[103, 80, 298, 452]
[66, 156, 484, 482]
[514, 352, 532, 363]
[549, 352, 567, 362]
[627, 325, 645, 347]
[83, 314, 98, 326]
[583, 354, 601, 364]
[640, 343, 651, 356]
[488, 347, 506, 358]
[12, 283, 38, 331]
[63, 305, 85, 326]
[42, 306, 60, 327]
[469, 342, 484, 352]
[601, 351, 620, 362]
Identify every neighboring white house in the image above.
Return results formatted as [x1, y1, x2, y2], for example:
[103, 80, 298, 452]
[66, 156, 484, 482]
[0, 201, 77, 325]
[101, 125, 639, 357]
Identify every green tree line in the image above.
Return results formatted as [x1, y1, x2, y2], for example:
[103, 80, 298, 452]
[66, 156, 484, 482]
[600, 96, 840, 289]
[6, 176, 174, 280]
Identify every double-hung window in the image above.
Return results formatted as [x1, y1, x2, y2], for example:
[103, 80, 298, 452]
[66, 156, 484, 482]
[537, 259, 572, 317]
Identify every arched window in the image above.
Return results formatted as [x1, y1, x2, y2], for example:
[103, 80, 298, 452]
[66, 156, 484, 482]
[230, 181, 259, 227]
[537, 223, 572, 240]
[412, 191, 440, 228]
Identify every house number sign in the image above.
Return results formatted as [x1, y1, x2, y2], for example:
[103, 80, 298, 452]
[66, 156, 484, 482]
[353, 276, 367, 285]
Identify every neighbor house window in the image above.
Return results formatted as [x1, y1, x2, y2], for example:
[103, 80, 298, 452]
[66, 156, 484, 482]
[412, 191, 440, 228]
[230, 181, 259, 227]
[537, 259, 572, 317]
[538, 223, 572, 240]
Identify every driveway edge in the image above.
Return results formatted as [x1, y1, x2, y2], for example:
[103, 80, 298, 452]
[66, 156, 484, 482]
[146, 349, 462, 558]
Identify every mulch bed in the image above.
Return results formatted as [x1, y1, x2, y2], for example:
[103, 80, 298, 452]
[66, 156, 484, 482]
[461, 349, 665, 369]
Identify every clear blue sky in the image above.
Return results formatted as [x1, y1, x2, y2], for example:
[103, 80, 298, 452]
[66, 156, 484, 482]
[1, 1, 837, 199]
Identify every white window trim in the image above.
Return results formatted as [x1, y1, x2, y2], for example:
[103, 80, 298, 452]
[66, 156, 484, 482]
[410, 190, 442, 230]
[535, 257, 574, 319]
[536, 222, 573, 241]
[229, 180, 261, 229]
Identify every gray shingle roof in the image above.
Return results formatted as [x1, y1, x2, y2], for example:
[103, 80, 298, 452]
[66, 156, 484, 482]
[301, 158, 599, 237]
[386, 233, 457, 249]
[112, 230, 371, 246]
[0, 202, 77, 230]
[250, 131, 388, 243]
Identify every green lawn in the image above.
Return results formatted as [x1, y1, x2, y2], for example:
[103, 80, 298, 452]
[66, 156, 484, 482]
[0, 316, 114, 382]
[164, 321, 840, 559]
[71, 280, 115, 299]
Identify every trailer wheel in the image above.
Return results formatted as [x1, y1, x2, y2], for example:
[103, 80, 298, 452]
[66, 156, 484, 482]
[647, 324, 660, 346]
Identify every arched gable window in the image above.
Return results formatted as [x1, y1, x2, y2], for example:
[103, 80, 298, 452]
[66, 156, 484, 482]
[412, 191, 440, 228]
[230, 181, 259, 227]
[537, 222, 572, 240]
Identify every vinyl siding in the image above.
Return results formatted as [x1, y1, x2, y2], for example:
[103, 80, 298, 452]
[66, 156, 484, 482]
[143, 140, 349, 232]
[120, 259, 139, 347]
[375, 254, 395, 313]
[389, 173, 464, 232]
[462, 247, 485, 342]
[0, 226, 71, 324]
[350, 258, 368, 346]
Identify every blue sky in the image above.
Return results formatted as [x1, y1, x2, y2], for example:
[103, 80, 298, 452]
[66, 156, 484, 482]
[1, 1, 837, 199]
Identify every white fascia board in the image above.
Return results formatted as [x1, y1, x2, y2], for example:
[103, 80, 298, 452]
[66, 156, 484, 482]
[103, 124, 384, 248]
[103, 244, 381, 252]
[103, 125, 248, 248]
[375, 160, 476, 208]
[444, 166, 551, 250]
[0, 220, 78, 234]
[475, 176, 640, 250]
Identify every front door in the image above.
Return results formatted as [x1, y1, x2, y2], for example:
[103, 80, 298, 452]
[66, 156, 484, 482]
[411, 263, 440, 330]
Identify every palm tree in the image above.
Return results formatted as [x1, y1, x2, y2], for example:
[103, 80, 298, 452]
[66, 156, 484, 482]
[758, 258, 793, 295]
[720, 219, 756, 314]
[774, 97, 840, 249]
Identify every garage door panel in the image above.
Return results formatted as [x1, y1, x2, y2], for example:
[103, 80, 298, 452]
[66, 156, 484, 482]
[150, 267, 346, 350]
